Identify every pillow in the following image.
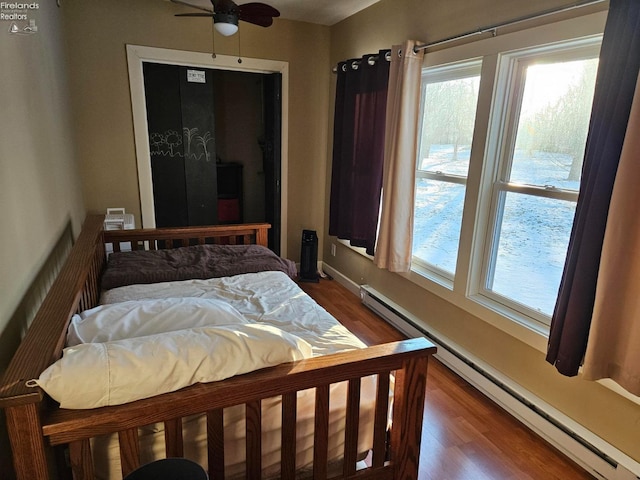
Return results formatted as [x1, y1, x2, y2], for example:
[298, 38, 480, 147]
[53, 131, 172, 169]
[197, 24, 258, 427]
[36, 324, 313, 409]
[67, 297, 247, 346]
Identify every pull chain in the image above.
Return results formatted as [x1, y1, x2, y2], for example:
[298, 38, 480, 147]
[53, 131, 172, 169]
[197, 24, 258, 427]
[237, 29, 242, 63]
[211, 21, 217, 59]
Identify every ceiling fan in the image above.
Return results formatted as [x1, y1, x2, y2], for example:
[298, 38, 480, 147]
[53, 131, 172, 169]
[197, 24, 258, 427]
[171, 0, 280, 36]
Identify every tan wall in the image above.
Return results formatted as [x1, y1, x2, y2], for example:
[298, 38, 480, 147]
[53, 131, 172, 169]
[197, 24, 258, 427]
[325, 0, 640, 464]
[0, 2, 85, 476]
[62, 0, 331, 261]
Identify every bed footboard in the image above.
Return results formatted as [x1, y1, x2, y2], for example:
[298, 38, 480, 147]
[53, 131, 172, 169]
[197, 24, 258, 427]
[44, 338, 434, 480]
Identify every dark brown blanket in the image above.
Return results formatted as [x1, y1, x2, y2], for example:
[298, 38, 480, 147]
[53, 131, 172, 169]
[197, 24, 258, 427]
[101, 244, 298, 290]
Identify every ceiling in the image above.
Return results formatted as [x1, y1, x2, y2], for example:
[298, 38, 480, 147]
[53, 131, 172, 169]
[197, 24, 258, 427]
[169, 0, 381, 26]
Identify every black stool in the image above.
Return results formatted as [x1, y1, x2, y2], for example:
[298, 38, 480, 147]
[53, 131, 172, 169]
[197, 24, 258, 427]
[124, 458, 208, 480]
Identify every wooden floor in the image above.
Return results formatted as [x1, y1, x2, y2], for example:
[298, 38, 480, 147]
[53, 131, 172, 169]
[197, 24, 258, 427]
[298, 278, 594, 480]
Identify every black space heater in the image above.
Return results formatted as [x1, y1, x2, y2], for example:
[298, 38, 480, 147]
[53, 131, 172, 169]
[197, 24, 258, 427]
[299, 229, 319, 282]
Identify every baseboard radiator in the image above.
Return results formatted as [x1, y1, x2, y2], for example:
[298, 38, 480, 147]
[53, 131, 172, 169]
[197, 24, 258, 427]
[359, 284, 640, 480]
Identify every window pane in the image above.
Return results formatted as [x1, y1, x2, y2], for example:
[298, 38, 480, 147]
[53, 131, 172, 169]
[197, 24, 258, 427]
[419, 76, 480, 176]
[510, 59, 598, 189]
[413, 179, 465, 275]
[488, 193, 576, 316]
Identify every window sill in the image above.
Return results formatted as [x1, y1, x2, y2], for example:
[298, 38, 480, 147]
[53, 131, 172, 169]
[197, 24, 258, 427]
[404, 267, 550, 353]
[337, 238, 549, 353]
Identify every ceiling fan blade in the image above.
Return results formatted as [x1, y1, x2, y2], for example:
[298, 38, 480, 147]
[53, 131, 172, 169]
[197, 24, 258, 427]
[239, 2, 280, 18]
[239, 15, 274, 27]
[172, 0, 278, 29]
[175, 12, 214, 17]
[170, 0, 213, 13]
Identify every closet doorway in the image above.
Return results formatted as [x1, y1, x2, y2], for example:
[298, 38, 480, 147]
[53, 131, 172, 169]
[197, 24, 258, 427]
[127, 45, 288, 256]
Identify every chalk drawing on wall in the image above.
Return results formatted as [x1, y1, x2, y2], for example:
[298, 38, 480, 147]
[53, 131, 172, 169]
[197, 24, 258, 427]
[149, 127, 214, 162]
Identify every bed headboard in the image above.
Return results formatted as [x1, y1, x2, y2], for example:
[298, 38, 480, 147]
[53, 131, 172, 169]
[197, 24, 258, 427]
[104, 222, 270, 252]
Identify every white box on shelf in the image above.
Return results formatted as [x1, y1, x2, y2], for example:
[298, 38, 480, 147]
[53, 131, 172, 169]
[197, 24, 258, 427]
[104, 208, 135, 255]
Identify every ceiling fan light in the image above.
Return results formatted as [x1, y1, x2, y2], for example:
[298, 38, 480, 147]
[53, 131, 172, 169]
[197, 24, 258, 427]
[213, 13, 239, 36]
[214, 22, 238, 36]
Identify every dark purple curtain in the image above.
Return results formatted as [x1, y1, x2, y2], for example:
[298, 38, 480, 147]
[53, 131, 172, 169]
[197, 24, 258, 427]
[329, 51, 390, 255]
[546, 0, 640, 376]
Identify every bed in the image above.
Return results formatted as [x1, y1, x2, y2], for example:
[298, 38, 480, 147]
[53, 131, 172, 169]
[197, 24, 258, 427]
[0, 214, 436, 480]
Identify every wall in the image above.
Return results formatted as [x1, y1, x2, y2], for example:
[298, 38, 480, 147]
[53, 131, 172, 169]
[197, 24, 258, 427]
[61, 0, 331, 262]
[325, 0, 640, 465]
[0, 2, 86, 476]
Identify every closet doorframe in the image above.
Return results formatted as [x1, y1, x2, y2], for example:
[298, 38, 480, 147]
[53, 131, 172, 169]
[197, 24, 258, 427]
[127, 44, 289, 257]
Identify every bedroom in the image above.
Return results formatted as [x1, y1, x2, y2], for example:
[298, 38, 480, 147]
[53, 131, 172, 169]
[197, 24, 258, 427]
[1, 0, 639, 478]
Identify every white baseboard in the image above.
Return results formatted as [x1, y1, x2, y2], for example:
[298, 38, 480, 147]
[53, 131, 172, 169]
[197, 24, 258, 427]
[320, 263, 640, 480]
[320, 263, 360, 296]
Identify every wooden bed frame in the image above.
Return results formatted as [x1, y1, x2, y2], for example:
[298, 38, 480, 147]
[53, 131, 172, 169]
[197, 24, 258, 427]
[0, 214, 436, 480]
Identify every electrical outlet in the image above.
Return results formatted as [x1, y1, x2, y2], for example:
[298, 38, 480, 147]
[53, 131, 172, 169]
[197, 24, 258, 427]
[330, 243, 336, 256]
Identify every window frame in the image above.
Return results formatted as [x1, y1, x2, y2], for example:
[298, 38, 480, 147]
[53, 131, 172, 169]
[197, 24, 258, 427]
[412, 59, 483, 284]
[475, 38, 602, 327]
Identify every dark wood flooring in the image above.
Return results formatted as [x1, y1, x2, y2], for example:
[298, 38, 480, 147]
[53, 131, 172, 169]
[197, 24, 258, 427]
[298, 277, 594, 480]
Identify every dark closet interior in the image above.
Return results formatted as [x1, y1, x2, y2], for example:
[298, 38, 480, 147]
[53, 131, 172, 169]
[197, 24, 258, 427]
[142, 62, 281, 253]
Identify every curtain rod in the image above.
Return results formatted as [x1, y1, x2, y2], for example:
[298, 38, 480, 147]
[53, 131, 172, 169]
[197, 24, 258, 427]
[413, 0, 608, 52]
[332, 0, 607, 73]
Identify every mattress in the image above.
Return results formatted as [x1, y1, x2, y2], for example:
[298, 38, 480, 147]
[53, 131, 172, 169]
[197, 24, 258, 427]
[89, 271, 386, 478]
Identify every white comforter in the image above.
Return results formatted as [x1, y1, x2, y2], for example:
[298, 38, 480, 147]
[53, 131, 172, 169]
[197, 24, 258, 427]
[100, 270, 368, 356]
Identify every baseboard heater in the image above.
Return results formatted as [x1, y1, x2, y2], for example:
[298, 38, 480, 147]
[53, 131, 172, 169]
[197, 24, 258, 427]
[359, 284, 640, 480]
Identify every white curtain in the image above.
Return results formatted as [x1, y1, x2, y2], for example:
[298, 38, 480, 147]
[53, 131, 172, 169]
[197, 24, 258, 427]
[582, 75, 640, 396]
[374, 40, 424, 272]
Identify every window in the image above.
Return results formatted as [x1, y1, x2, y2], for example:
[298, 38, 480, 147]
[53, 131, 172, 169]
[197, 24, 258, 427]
[412, 61, 481, 281]
[408, 29, 603, 333]
[480, 41, 600, 324]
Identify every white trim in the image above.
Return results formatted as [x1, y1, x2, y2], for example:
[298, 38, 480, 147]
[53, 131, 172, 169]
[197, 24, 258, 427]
[126, 45, 289, 257]
[321, 262, 361, 297]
